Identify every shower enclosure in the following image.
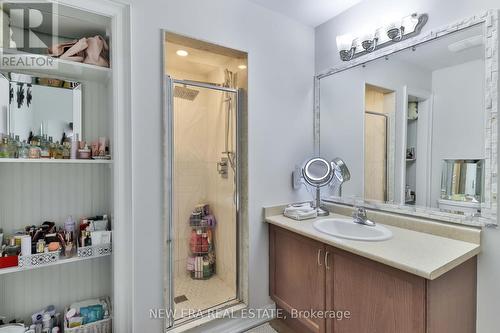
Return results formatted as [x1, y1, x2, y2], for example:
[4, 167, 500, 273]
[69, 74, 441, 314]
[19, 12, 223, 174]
[164, 76, 243, 328]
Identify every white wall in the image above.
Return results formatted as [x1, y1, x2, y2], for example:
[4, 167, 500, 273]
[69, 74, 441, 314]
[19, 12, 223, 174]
[123, 0, 315, 331]
[430, 60, 485, 206]
[316, 1, 500, 332]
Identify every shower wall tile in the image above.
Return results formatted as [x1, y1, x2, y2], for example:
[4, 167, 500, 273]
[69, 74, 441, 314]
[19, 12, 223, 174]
[172, 67, 239, 297]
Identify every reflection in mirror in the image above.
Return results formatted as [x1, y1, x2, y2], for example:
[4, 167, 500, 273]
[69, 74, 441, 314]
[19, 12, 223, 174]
[0, 73, 81, 143]
[319, 23, 486, 219]
[439, 159, 483, 215]
[364, 84, 395, 202]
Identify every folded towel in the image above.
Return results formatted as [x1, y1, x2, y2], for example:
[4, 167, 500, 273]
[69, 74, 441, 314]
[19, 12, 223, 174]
[283, 203, 317, 220]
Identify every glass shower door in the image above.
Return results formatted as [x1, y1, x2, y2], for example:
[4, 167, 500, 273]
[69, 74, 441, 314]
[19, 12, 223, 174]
[165, 76, 240, 328]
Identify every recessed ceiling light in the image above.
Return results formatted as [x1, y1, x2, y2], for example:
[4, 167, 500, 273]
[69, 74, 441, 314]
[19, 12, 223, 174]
[238, 64, 247, 69]
[176, 50, 189, 57]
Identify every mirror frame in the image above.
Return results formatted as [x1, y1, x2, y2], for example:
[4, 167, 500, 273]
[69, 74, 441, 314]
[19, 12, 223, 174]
[314, 10, 499, 227]
[1, 72, 82, 142]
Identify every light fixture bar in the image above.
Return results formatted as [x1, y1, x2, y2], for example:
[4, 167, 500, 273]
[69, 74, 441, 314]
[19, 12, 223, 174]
[336, 13, 429, 62]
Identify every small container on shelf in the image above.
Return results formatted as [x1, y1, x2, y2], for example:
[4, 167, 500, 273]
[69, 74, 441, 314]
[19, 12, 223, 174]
[64, 296, 112, 333]
[77, 243, 112, 258]
[18, 250, 60, 268]
[0, 255, 18, 269]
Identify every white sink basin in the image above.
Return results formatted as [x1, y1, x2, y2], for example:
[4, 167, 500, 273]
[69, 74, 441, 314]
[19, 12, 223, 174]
[313, 218, 392, 241]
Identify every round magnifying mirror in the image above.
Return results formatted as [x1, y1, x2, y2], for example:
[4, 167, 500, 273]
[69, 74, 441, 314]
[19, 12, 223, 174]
[303, 157, 334, 216]
[303, 158, 333, 186]
[331, 158, 350, 183]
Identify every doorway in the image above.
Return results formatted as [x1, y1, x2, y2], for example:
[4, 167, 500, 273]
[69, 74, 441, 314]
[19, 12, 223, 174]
[163, 32, 248, 329]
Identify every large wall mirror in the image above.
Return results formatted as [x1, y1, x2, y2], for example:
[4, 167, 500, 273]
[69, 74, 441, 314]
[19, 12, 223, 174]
[0, 72, 82, 142]
[316, 11, 498, 226]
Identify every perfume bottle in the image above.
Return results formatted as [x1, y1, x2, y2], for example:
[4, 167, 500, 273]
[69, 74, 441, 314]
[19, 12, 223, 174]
[7, 133, 16, 158]
[14, 135, 20, 158]
[0, 137, 9, 158]
[18, 140, 29, 159]
[40, 135, 50, 159]
[28, 142, 41, 159]
[48, 136, 56, 158]
[62, 142, 71, 159]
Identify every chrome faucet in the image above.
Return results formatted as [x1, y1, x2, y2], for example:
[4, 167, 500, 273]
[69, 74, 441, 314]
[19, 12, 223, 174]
[352, 207, 376, 226]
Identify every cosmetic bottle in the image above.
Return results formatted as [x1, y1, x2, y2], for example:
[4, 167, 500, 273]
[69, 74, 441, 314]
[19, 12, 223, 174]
[84, 231, 92, 247]
[7, 133, 16, 158]
[29, 145, 41, 159]
[48, 137, 56, 158]
[18, 140, 29, 159]
[70, 133, 79, 159]
[4, 237, 20, 256]
[78, 144, 91, 159]
[62, 142, 71, 159]
[40, 135, 51, 159]
[0, 137, 9, 158]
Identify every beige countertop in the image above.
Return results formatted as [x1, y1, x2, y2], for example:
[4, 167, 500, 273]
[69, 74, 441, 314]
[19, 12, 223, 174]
[265, 212, 481, 280]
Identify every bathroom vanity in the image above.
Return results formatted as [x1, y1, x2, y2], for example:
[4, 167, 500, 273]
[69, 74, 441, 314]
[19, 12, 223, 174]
[265, 207, 480, 333]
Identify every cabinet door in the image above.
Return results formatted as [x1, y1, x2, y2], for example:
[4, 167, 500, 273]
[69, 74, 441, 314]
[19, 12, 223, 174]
[328, 249, 425, 333]
[269, 225, 326, 333]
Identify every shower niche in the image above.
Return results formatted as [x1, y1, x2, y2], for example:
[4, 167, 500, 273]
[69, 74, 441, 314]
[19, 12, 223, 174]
[163, 32, 248, 328]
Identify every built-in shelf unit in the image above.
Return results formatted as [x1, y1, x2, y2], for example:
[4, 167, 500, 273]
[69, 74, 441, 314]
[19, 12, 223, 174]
[404, 97, 419, 205]
[0, 1, 124, 329]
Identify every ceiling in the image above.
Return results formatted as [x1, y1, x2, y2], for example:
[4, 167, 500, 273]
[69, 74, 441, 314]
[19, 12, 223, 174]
[248, 0, 363, 27]
[165, 33, 247, 79]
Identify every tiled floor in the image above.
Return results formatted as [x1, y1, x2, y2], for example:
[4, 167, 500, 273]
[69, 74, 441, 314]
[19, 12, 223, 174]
[246, 323, 278, 333]
[173, 274, 236, 320]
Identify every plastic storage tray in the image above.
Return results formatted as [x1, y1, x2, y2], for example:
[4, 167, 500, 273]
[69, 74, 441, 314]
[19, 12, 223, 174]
[64, 317, 112, 333]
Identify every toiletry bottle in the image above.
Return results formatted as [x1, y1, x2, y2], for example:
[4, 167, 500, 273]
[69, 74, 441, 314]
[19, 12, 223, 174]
[40, 135, 50, 159]
[7, 133, 15, 158]
[0, 137, 9, 158]
[70, 133, 79, 159]
[48, 137, 55, 158]
[84, 231, 92, 247]
[62, 142, 71, 159]
[14, 135, 20, 158]
[18, 140, 29, 159]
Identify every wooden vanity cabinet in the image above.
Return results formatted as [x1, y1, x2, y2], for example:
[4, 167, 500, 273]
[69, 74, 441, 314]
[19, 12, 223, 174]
[327, 249, 426, 333]
[269, 224, 477, 333]
[269, 224, 327, 333]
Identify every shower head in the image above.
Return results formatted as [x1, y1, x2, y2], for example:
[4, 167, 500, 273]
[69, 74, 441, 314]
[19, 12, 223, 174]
[174, 85, 199, 101]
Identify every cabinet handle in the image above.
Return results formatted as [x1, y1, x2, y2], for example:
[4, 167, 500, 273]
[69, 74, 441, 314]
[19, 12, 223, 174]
[317, 249, 323, 266]
[325, 251, 330, 270]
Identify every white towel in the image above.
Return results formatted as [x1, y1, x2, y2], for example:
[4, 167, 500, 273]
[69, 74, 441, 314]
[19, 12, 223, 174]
[283, 203, 318, 220]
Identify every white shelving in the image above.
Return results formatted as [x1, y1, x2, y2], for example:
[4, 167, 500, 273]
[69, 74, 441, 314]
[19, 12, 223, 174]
[0, 158, 112, 164]
[0, 252, 111, 276]
[1, 48, 111, 82]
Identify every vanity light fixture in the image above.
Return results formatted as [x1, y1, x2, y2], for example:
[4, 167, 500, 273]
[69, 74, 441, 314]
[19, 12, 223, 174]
[336, 34, 357, 61]
[176, 49, 189, 57]
[336, 13, 428, 62]
[238, 64, 247, 69]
